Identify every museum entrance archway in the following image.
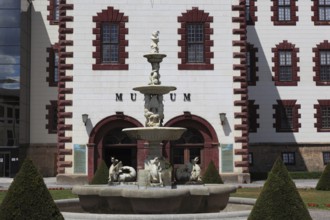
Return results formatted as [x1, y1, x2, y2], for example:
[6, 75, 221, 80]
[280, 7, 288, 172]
[164, 112, 220, 172]
[103, 128, 137, 169]
[87, 113, 144, 181]
[171, 128, 204, 170]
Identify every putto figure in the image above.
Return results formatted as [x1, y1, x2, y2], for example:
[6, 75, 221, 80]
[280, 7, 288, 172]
[150, 31, 160, 54]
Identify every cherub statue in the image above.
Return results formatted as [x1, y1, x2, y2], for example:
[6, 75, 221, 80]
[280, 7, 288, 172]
[150, 31, 160, 54]
[149, 62, 160, 85]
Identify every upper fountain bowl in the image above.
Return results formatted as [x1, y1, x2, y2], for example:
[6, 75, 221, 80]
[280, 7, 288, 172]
[123, 127, 186, 142]
[133, 85, 176, 95]
[144, 53, 167, 63]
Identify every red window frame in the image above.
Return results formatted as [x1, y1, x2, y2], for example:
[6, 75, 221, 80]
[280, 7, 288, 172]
[46, 101, 58, 134]
[46, 44, 59, 87]
[314, 100, 330, 132]
[178, 7, 214, 70]
[92, 7, 128, 70]
[47, 0, 60, 25]
[247, 43, 259, 85]
[313, 40, 330, 85]
[272, 41, 300, 86]
[271, 0, 298, 25]
[273, 100, 301, 132]
[246, 0, 258, 25]
[312, 0, 330, 25]
[248, 100, 259, 133]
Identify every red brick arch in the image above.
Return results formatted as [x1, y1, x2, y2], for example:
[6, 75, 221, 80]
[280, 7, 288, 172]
[164, 112, 219, 171]
[87, 113, 143, 181]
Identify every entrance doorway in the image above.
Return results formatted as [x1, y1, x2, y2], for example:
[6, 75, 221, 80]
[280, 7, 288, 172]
[0, 152, 10, 177]
[171, 128, 204, 170]
[104, 147, 137, 168]
[103, 128, 137, 169]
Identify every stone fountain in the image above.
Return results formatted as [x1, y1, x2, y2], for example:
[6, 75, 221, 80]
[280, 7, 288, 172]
[72, 31, 236, 214]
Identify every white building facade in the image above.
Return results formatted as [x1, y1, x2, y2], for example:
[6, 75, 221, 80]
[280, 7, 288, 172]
[25, 0, 330, 183]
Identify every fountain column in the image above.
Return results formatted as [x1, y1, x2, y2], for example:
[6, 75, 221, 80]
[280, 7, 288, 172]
[123, 31, 186, 186]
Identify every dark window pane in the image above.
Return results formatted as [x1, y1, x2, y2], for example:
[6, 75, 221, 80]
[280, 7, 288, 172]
[279, 51, 292, 81]
[320, 51, 330, 81]
[187, 24, 204, 63]
[101, 23, 119, 63]
[321, 106, 330, 128]
[0, 10, 20, 27]
[0, 28, 20, 45]
[323, 152, 330, 164]
[281, 107, 293, 129]
[189, 148, 201, 164]
[54, 51, 59, 82]
[173, 148, 184, 164]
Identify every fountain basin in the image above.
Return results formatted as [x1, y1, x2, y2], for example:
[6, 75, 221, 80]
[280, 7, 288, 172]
[72, 184, 236, 214]
[123, 127, 186, 142]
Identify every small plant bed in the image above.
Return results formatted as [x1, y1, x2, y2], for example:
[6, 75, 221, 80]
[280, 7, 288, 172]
[0, 189, 77, 205]
[231, 188, 330, 210]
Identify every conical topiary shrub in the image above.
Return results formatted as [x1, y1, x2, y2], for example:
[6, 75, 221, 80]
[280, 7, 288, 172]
[0, 158, 64, 220]
[90, 160, 109, 184]
[202, 160, 223, 184]
[248, 157, 312, 220]
[316, 162, 330, 191]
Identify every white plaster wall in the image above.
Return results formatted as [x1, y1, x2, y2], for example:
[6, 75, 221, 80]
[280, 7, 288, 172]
[71, 0, 237, 149]
[30, 0, 58, 143]
[248, 1, 330, 143]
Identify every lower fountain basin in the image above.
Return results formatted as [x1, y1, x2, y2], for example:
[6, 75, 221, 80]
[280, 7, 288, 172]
[123, 127, 186, 142]
[72, 184, 236, 214]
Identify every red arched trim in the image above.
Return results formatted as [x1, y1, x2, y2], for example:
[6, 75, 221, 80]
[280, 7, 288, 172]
[87, 113, 143, 181]
[164, 112, 219, 171]
[88, 113, 143, 144]
[164, 112, 218, 143]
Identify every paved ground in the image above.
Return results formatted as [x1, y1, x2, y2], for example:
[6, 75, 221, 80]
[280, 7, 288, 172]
[1, 178, 329, 219]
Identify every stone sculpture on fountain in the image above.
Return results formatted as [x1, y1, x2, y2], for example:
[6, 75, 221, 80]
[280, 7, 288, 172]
[108, 157, 136, 184]
[175, 157, 202, 183]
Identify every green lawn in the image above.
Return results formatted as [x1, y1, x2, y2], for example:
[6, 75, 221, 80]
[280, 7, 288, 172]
[0, 189, 77, 205]
[231, 187, 330, 210]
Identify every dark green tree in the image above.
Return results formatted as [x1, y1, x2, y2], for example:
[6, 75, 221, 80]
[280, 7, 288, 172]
[202, 160, 223, 184]
[248, 157, 312, 220]
[90, 160, 109, 184]
[0, 158, 64, 220]
[316, 162, 330, 191]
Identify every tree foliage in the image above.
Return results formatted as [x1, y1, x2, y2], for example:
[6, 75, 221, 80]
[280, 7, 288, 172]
[248, 157, 312, 220]
[202, 160, 223, 184]
[316, 162, 330, 191]
[0, 158, 64, 220]
[90, 160, 109, 184]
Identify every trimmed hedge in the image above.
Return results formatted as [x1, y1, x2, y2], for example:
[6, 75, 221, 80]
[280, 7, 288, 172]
[248, 157, 312, 220]
[316, 162, 330, 191]
[202, 160, 223, 184]
[0, 158, 64, 220]
[90, 160, 109, 184]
